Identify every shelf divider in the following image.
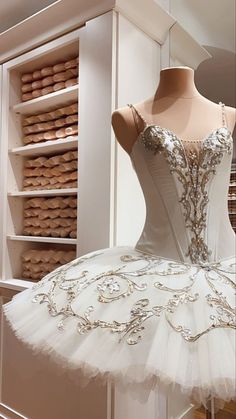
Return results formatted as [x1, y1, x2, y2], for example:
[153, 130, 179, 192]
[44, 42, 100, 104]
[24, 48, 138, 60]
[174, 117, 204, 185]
[9, 136, 78, 156]
[13, 85, 78, 115]
[7, 235, 77, 244]
[0, 278, 35, 291]
[8, 188, 77, 197]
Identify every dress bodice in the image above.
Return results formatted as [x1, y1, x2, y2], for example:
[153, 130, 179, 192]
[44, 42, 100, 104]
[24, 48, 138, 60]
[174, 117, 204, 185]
[129, 103, 235, 264]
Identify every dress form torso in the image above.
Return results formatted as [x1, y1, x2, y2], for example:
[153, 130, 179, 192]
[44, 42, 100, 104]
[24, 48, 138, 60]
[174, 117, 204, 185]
[2, 68, 236, 417]
[112, 66, 235, 264]
[111, 67, 236, 154]
[128, 101, 234, 263]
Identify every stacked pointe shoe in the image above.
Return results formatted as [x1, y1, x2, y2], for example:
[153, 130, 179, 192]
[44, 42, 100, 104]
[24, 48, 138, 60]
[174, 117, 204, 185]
[21, 57, 78, 101]
[23, 196, 77, 238]
[23, 150, 78, 191]
[22, 249, 76, 281]
[22, 102, 78, 145]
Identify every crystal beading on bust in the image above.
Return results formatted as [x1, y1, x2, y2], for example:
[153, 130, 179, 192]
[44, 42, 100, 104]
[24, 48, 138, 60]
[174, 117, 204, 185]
[139, 123, 232, 264]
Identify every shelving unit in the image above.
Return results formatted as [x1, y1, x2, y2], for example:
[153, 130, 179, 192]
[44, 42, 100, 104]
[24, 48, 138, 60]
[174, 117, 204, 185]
[1, 12, 130, 297]
[0, 3, 216, 419]
[0, 9, 212, 293]
[0, 29, 80, 287]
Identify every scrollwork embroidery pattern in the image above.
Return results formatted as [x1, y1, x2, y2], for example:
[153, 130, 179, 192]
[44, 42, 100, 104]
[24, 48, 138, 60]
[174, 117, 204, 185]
[139, 125, 233, 263]
[31, 252, 236, 345]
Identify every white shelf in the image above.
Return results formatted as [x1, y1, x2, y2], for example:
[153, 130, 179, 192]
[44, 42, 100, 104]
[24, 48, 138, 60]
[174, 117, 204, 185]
[7, 235, 77, 244]
[9, 136, 78, 157]
[0, 278, 35, 291]
[8, 188, 77, 197]
[12, 85, 78, 115]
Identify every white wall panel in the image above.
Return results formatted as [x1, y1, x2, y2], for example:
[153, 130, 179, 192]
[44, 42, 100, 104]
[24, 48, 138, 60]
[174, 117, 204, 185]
[78, 12, 116, 255]
[115, 14, 160, 246]
[0, 307, 107, 419]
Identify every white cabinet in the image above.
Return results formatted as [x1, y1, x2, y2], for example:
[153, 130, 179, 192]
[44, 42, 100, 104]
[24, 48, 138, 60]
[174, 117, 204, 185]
[0, 3, 209, 418]
[0, 29, 80, 287]
[0, 10, 163, 291]
[0, 11, 159, 419]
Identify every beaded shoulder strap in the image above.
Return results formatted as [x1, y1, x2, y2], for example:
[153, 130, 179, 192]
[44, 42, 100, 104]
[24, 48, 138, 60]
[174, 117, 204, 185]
[219, 101, 227, 127]
[127, 104, 148, 134]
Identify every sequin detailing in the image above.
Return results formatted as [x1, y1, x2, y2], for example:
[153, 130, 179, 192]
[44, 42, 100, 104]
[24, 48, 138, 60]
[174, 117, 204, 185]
[140, 125, 233, 263]
[29, 108, 234, 349]
[31, 251, 236, 345]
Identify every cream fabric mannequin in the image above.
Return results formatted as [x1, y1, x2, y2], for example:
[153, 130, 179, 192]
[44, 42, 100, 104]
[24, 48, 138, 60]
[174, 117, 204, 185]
[112, 66, 236, 154]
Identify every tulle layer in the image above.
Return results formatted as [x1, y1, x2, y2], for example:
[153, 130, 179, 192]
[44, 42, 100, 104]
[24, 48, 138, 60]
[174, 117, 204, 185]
[3, 246, 236, 407]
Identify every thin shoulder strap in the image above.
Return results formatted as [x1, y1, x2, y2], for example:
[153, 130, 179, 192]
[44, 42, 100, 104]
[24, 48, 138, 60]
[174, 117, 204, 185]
[127, 103, 147, 134]
[219, 101, 227, 127]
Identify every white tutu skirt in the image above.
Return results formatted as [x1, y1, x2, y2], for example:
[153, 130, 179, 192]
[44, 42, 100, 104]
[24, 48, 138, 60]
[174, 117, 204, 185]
[3, 246, 236, 407]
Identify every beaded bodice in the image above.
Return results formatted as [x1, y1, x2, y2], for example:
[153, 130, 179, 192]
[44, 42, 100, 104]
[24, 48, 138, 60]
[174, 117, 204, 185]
[128, 103, 235, 264]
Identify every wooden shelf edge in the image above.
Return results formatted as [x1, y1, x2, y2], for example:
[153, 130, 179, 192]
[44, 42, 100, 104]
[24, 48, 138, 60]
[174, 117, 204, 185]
[9, 136, 78, 156]
[0, 278, 35, 292]
[8, 188, 78, 197]
[12, 84, 79, 115]
[7, 235, 77, 244]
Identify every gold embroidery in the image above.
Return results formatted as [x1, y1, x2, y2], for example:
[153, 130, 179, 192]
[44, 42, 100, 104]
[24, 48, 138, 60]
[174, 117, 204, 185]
[31, 251, 236, 345]
[29, 128, 234, 346]
[140, 126, 233, 263]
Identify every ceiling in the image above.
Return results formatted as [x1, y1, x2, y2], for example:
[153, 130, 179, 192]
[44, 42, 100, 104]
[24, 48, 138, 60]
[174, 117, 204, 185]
[170, 0, 236, 108]
[0, 0, 57, 34]
[170, 0, 235, 53]
[1, 0, 235, 53]
[1, 0, 235, 108]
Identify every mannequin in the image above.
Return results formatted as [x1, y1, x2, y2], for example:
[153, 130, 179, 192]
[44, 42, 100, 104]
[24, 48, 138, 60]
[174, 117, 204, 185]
[3, 65, 235, 419]
[111, 66, 236, 418]
[112, 66, 235, 154]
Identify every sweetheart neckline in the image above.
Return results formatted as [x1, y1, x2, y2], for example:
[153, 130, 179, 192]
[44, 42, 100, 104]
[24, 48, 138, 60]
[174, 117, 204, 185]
[129, 124, 232, 157]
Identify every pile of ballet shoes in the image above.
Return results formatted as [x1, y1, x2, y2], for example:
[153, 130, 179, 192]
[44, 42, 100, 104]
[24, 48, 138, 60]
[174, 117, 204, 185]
[23, 150, 78, 191]
[23, 196, 77, 238]
[22, 102, 78, 145]
[21, 57, 78, 101]
[22, 248, 76, 280]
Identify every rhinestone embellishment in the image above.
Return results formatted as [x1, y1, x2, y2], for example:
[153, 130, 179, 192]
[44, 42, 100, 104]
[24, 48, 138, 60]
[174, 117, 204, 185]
[31, 251, 236, 345]
[140, 125, 233, 263]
